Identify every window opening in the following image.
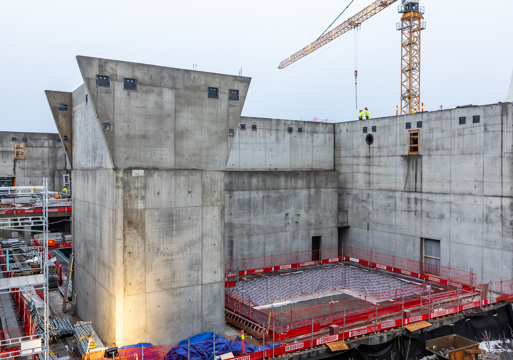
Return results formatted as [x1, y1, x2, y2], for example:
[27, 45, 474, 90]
[406, 122, 411, 129]
[240, 124, 246, 131]
[363, 127, 367, 133]
[57, 103, 68, 112]
[422, 238, 440, 277]
[408, 130, 419, 154]
[473, 115, 480, 123]
[208, 87, 219, 99]
[124, 78, 137, 90]
[365, 134, 374, 145]
[96, 75, 110, 88]
[459, 117, 466, 125]
[229, 89, 239, 101]
[0, 177, 14, 186]
[417, 121, 422, 128]
[251, 125, 257, 131]
[288, 127, 293, 133]
[14, 143, 25, 160]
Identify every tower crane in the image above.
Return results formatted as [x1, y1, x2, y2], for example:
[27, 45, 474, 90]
[278, 0, 426, 115]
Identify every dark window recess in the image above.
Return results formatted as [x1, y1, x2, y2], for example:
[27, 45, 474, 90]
[251, 124, 257, 131]
[57, 138, 62, 143]
[372, 126, 377, 132]
[363, 127, 368, 133]
[124, 78, 137, 90]
[417, 121, 423, 128]
[208, 87, 219, 99]
[240, 124, 246, 130]
[298, 128, 303, 133]
[473, 115, 480, 123]
[288, 127, 293, 133]
[312, 236, 321, 261]
[57, 103, 68, 112]
[86, 94, 88, 103]
[459, 117, 466, 125]
[11, 137, 16, 142]
[365, 134, 374, 145]
[96, 75, 110, 88]
[229, 129, 235, 137]
[103, 123, 111, 131]
[229, 89, 239, 101]
[22, 137, 27, 143]
[406, 122, 412, 129]
[63, 135, 69, 143]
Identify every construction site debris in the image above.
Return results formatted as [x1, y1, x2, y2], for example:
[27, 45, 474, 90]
[74, 321, 106, 356]
[22, 286, 74, 342]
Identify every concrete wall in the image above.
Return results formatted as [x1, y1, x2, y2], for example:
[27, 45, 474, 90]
[225, 171, 338, 261]
[226, 118, 334, 171]
[0, 131, 69, 191]
[336, 103, 513, 283]
[47, 56, 250, 347]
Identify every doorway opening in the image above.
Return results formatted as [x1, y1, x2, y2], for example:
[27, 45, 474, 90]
[422, 238, 440, 277]
[312, 236, 321, 261]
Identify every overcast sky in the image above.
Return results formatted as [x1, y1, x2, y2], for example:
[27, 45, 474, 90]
[1, 0, 512, 133]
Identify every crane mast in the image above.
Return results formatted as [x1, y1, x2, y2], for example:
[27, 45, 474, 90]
[278, 0, 427, 117]
[397, 0, 426, 114]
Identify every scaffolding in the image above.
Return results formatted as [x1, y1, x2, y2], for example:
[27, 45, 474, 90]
[0, 180, 49, 358]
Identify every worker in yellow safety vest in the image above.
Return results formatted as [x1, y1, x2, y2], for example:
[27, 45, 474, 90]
[365, 107, 370, 119]
[358, 110, 364, 120]
[62, 186, 68, 194]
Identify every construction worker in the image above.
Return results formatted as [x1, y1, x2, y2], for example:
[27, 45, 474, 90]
[365, 107, 370, 119]
[358, 109, 364, 120]
[62, 186, 68, 194]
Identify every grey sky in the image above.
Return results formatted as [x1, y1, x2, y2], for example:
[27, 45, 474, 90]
[1, 0, 512, 133]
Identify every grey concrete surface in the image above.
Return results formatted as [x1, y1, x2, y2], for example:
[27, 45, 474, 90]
[226, 118, 334, 171]
[0, 131, 70, 191]
[47, 56, 251, 347]
[45, 54, 513, 350]
[225, 171, 338, 261]
[336, 103, 513, 284]
[45, 91, 73, 166]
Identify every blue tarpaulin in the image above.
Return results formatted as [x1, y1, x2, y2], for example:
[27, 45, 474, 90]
[120, 343, 153, 349]
[165, 332, 276, 360]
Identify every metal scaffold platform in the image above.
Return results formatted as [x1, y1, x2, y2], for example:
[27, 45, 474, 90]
[0, 180, 50, 358]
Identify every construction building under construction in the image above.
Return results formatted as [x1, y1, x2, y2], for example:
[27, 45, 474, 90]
[41, 55, 513, 352]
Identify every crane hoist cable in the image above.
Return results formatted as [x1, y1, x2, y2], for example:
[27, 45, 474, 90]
[354, 28, 358, 109]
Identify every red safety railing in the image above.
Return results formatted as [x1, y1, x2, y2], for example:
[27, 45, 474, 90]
[225, 246, 476, 292]
[74, 279, 513, 360]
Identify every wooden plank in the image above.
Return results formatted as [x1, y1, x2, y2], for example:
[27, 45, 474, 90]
[326, 340, 349, 352]
[404, 321, 431, 332]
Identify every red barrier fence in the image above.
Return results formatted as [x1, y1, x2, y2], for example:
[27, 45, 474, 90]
[225, 246, 476, 291]
[79, 281, 513, 360]
[227, 278, 513, 342]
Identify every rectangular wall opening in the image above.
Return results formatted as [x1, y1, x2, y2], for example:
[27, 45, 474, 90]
[312, 236, 321, 261]
[409, 130, 420, 154]
[422, 238, 440, 277]
[0, 177, 15, 186]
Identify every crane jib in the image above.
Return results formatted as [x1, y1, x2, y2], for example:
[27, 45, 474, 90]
[278, 0, 399, 69]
